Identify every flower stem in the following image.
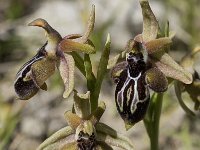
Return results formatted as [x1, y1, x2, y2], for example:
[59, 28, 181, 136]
[144, 93, 163, 150]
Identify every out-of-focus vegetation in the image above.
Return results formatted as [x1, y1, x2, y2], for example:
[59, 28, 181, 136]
[0, 0, 199, 150]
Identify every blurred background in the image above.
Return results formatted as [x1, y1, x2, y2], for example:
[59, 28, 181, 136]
[0, 0, 200, 149]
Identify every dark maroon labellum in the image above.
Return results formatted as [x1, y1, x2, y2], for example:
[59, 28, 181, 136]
[115, 51, 150, 125]
[14, 42, 47, 100]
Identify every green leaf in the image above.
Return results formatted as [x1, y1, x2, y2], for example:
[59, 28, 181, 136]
[71, 52, 96, 87]
[71, 52, 86, 76]
[91, 34, 111, 111]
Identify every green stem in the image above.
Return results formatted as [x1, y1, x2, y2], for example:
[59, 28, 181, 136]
[83, 54, 97, 112]
[71, 52, 86, 76]
[71, 51, 96, 81]
[144, 93, 163, 150]
[84, 54, 96, 92]
[72, 35, 110, 113]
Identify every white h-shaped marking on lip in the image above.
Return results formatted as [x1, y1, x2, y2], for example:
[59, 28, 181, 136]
[117, 68, 141, 113]
[127, 69, 141, 114]
[128, 69, 150, 114]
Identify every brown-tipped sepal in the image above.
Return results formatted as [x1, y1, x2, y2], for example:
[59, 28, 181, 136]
[28, 18, 49, 29]
[139, 0, 159, 42]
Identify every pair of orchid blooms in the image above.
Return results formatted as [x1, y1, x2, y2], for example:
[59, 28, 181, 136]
[14, 2, 196, 125]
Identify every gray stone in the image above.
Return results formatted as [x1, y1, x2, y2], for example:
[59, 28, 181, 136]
[21, 117, 46, 138]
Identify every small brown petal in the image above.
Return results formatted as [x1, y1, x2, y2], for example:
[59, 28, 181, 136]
[144, 37, 172, 54]
[64, 111, 82, 130]
[145, 67, 168, 92]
